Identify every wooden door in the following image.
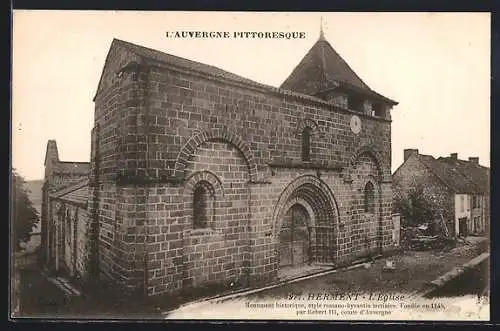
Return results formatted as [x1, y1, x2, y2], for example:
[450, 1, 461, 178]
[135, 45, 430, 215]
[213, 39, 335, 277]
[279, 204, 310, 267]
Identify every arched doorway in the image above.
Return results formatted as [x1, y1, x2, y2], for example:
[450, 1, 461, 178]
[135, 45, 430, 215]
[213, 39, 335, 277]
[279, 203, 311, 267]
[274, 176, 340, 273]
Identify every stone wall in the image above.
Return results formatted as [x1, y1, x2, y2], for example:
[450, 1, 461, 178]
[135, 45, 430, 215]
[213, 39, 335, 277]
[91, 57, 394, 296]
[75, 207, 92, 282]
[45, 198, 92, 284]
[50, 173, 88, 190]
[392, 154, 455, 235]
[92, 61, 392, 182]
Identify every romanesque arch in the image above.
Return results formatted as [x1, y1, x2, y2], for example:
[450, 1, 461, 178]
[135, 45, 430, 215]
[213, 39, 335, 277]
[280, 196, 317, 230]
[272, 175, 340, 265]
[183, 170, 224, 230]
[273, 175, 339, 232]
[173, 127, 258, 182]
[347, 145, 389, 182]
[184, 170, 224, 198]
[296, 118, 323, 138]
[349, 149, 385, 257]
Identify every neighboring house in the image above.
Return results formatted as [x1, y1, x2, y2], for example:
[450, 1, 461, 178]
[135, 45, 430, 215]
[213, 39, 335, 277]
[40, 141, 91, 282]
[392, 149, 490, 237]
[41, 30, 399, 299]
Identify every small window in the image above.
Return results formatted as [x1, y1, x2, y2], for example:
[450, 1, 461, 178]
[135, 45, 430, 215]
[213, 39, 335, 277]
[372, 103, 385, 117]
[348, 95, 364, 113]
[301, 127, 312, 161]
[460, 196, 465, 212]
[193, 181, 213, 229]
[364, 182, 375, 213]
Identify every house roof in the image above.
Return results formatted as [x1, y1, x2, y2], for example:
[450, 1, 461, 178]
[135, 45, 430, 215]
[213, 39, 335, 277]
[95, 38, 397, 107]
[51, 178, 88, 206]
[280, 37, 397, 105]
[416, 154, 489, 195]
[437, 157, 490, 193]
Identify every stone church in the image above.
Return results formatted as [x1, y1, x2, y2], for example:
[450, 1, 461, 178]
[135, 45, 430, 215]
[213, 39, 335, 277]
[41, 30, 398, 298]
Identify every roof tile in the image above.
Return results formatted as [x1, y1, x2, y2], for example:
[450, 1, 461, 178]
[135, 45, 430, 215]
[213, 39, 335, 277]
[111, 38, 397, 106]
[417, 154, 489, 194]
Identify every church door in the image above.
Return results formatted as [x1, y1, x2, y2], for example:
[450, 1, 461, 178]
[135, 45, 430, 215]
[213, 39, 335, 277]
[279, 204, 310, 267]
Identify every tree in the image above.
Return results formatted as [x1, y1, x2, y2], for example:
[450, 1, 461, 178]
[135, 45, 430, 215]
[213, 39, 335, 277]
[394, 184, 436, 227]
[12, 169, 39, 251]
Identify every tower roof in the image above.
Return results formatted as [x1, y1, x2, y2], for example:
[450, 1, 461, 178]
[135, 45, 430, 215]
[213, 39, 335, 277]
[280, 37, 370, 96]
[280, 36, 396, 105]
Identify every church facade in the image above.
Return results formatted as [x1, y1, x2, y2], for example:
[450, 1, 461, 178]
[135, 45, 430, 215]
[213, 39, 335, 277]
[41, 32, 398, 298]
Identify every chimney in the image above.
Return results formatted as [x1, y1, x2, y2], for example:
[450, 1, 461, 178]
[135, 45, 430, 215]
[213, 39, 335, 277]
[469, 157, 479, 165]
[403, 149, 419, 162]
[450, 153, 458, 160]
[44, 140, 60, 166]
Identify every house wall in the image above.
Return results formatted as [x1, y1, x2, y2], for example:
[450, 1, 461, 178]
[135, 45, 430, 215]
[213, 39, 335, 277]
[90, 51, 394, 297]
[454, 194, 488, 236]
[470, 195, 487, 235]
[392, 154, 455, 235]
[41, 141, 89, 269]
[75, 207, 92, 282]
[454, 194, 470, 235]
[46, 199, 92, 283]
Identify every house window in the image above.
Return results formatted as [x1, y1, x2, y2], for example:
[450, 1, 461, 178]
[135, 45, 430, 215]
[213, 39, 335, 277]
[364, 182, 375, 213]
[301, 127, 312, 161]
[473, 216, 480, 233]
[460, 195, 465, 213]
[472, 196, 480, 209]
[193, 181, 214, 229]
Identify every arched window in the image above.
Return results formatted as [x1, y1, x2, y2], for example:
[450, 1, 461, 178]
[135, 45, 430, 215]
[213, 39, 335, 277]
[193, 181, 214, 229]
[364, 182, 375, 213]
[301, 127, 312, 161]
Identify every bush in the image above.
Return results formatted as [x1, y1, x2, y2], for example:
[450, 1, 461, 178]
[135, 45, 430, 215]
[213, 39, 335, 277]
[12, 169, 39, 251]
[394, 184, 435, 227]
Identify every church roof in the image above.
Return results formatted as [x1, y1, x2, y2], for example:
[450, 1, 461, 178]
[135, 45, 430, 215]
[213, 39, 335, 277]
[95, 38, 396, 106]
[95, 39, 330, 104]
[280, 37, 397, 105]
[111, 38, 271, 90]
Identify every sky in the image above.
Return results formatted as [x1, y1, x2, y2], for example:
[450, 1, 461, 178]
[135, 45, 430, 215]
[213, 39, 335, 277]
[12, 11, 490, 180]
